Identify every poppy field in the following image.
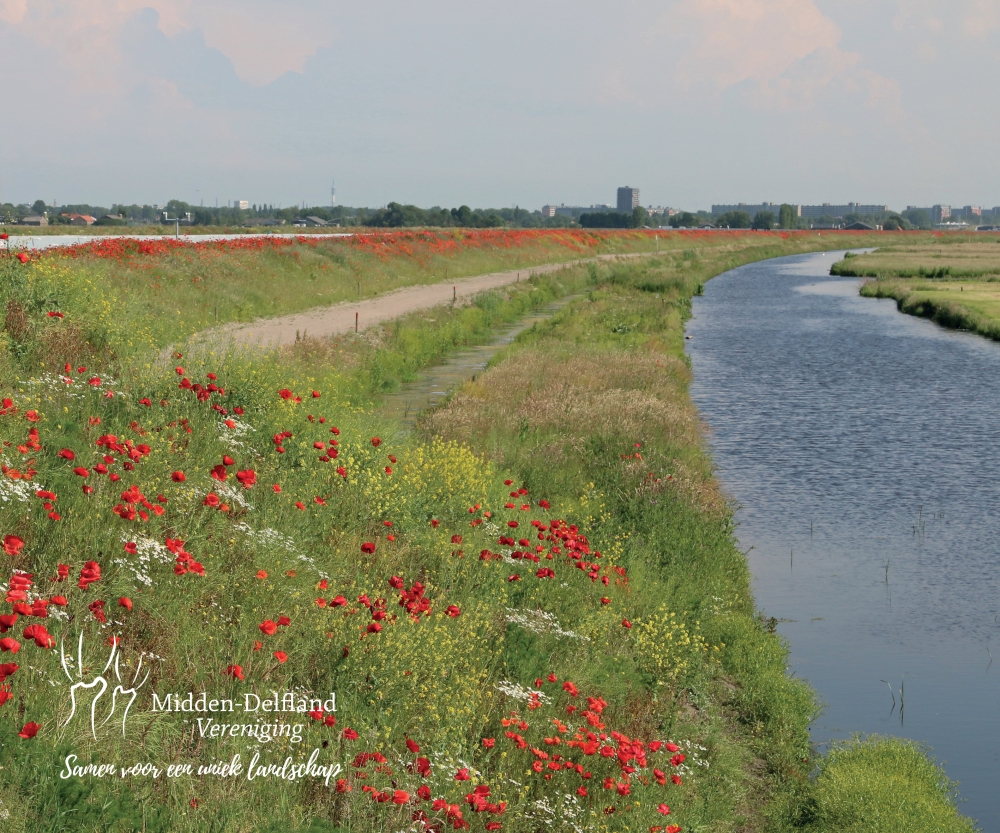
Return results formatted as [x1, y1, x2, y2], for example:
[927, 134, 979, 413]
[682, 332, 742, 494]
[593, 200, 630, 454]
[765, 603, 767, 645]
[0, 229, 973, 833]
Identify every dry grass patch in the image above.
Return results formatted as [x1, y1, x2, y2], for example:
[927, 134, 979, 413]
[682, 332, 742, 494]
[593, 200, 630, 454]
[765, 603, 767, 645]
[421, 345, 726, 511]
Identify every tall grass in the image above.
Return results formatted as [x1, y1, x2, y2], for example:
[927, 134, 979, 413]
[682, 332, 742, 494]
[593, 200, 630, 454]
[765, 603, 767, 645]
[0, 232, 970, 831]
[421, 259, 976, 832]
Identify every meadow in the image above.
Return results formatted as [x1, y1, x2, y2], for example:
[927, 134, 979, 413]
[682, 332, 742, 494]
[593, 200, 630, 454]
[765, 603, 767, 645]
[0, 228, 973, 832]
[831, 238, 1000, 341]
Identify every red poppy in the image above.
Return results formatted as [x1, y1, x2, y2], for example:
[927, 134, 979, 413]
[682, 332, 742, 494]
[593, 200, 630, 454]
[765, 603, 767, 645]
[256, 570, 268, 580]
[445, 605, 461, 618]
[406, 738, 420, 753]
[0, 685, 11, 707]
[236, 470, 256, 488]
[57, 449, 75, 460]
[277, 615, 291, 627]
[15, 253, 29, 264]
[73, 467, 89, 477]
[274, 651, 288, 663]
[454, 768, 470, 781]
[3, 536, 24, 556]
[118, 597, 133, 611]
[343, 728, 358, 740]
[18, 721, 39, 739]
[360, 542, 376, 555]
[657, 804, 671, 816]
[278, 389, 293, 400]
[621, 619, 632, 629]
[259, 620, 278, 636]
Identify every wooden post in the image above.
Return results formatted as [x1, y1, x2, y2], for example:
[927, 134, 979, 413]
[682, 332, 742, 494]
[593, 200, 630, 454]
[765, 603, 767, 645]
[355, 312, 358, 333]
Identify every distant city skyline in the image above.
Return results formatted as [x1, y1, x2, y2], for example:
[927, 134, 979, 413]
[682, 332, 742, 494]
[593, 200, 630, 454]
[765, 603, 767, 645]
[2, 2, 999, 209]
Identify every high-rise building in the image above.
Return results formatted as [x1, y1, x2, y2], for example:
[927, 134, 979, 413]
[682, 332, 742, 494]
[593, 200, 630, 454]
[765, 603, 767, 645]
[617, 187, 639, 213]
[541, 205, 556, 217]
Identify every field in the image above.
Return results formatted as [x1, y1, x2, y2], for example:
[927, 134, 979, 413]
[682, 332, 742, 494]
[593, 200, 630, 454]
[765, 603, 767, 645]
[0, 228, 974, 832]
[831, 238, 1000, 341]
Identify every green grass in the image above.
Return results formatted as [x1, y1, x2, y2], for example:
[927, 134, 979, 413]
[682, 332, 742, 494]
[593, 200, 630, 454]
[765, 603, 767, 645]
[831, 239, 1000, 341]
[420, 256, 977, 832]
[794, 736, 977, 833]
[831, 239, 1000, 280]
[0, 230, 974, 831]
[15, 230, 665, 353]
[283, 265, 593, 395]
[858, 277, 1000, 342]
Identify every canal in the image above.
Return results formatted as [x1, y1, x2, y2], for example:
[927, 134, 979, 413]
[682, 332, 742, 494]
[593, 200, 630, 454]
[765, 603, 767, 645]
[686, 249, 1000, 829]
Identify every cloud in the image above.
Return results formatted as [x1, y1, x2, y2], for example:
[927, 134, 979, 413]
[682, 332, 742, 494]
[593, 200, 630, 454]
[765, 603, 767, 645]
[0, 0, 332, 85]
[0, 0, 997, 208]
[0, 0, 26, 24]
[648, 0, 842, 92]
[961, 0, 1000, 40]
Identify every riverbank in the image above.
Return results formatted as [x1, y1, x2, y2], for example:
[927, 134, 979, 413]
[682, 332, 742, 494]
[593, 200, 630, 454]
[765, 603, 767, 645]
[832, 240, 1000, 342]
[418, 259, 976, 833]
[0, 231, 971, 831]
[857, 278, 1000, 342]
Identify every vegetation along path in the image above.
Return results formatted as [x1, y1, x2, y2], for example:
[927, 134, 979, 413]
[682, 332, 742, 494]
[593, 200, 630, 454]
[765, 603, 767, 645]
[197, 252, 655, 350]
[0, 227, 964, 832]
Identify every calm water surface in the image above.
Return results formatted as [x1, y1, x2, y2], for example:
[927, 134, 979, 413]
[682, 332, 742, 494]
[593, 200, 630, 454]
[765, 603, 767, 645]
[686, 250, 1000, 829]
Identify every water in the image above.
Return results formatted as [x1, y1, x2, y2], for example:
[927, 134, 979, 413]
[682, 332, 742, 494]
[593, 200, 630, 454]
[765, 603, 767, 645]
[686, 250, 999, 829]
[381, 294, 582, 428]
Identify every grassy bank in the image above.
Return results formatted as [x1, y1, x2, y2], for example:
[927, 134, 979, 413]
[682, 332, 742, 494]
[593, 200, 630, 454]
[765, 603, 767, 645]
[830, 240, 1000, 341]
[7, 229, 654, 355]
[0, 230, 973, 832]
[8, 228, 927, 360]
[418, 257, 975, 832]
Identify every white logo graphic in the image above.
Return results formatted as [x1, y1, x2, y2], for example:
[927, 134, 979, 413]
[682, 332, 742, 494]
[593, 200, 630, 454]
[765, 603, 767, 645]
[60, 633, 149, 739]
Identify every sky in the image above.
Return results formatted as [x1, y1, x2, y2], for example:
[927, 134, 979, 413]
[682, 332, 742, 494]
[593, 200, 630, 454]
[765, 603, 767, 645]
[1, 0, 998, 211]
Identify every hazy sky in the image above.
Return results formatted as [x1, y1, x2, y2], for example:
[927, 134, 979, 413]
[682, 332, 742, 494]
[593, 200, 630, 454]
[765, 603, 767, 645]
[2, 0, 998, 211]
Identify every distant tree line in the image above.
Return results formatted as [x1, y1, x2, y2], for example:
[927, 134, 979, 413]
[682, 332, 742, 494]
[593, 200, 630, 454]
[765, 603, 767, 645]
[579, 207, 652, 228]
[0, 199, 988, 232]
[0, 199, 582, 229]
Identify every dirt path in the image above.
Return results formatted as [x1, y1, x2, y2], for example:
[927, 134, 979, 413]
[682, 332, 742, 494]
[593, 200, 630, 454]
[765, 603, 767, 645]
[193, 252, 651, 350]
